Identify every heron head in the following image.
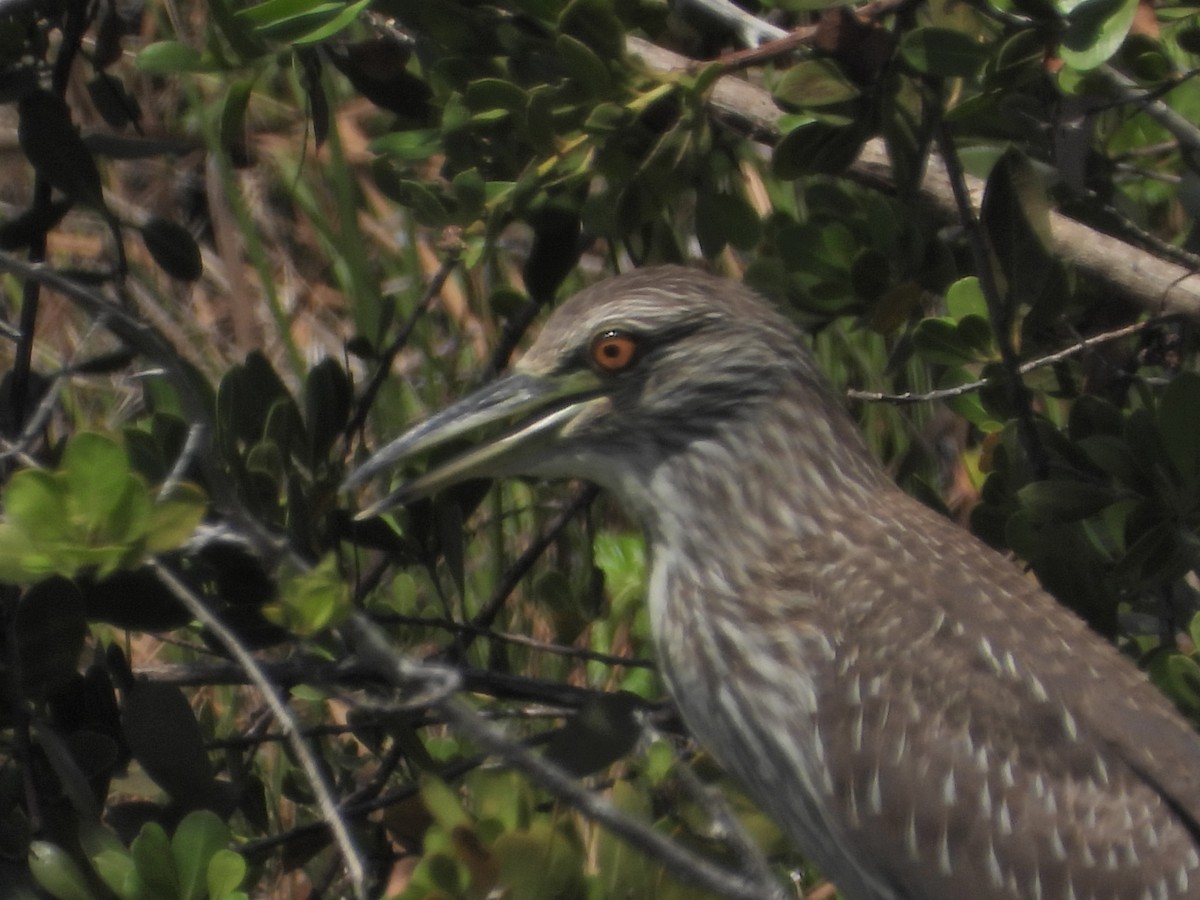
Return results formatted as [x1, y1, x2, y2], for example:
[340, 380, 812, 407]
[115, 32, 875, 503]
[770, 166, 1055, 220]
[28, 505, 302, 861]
[343, 266, 822, 517]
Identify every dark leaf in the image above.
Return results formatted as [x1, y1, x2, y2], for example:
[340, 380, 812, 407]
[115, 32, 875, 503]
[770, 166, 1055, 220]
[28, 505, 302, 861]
[0, 199, 72, 250]
[16, 577, 86, 697]
[1017, 479, 1117, 521]
[542, 692, 641, 776]
[299, 48, 328, 148]
[86, 73, 141, 129]
[327, 39, 433, 122]
[80, 567, 192, 631]
[900, 27, 989, 78]
[18, 90, 107, 210]
[980, 147, 1053, 312]
[305, 357, 353, 465]
[1159, 371, 1200, 485]
[773, 121, 867, 178]
[141, 218, 203, 281]
[524, 206, 582, 300]
[122, 681, 218, 809]
[220, 80, 255, 168]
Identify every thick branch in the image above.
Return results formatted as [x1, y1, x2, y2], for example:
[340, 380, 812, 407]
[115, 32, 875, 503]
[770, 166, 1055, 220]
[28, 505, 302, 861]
[627, 36, 1200, 320]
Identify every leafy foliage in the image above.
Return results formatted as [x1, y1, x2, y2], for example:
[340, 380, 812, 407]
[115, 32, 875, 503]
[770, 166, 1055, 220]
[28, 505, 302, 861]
[0, 0, 1199, 896]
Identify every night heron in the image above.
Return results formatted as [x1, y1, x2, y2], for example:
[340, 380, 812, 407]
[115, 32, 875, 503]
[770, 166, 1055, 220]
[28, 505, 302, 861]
[345, 266, 1200, 899]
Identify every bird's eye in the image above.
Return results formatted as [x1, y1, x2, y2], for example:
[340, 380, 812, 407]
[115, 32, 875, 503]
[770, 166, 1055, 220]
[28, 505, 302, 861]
[589, 330, 639, 373]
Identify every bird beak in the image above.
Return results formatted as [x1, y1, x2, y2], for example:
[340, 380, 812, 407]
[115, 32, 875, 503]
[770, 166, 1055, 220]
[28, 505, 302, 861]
[343, 370, 604, 518]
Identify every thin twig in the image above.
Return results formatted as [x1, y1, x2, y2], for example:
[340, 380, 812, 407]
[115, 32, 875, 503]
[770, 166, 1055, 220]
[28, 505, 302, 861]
[373, 611, 655, 669]
[934, 122, 1047, 477]
[704, 25, 819, 73]
[149, 563, 370, 900]
[642, 719, 785, 899]
[488, 295, 544, 375]
[342, 611, 788, 900]
[848, 317, 1164, 404]
[0, 253, 284, 562]
[347, 251, 461, 440]
[465, 485, 599, 640]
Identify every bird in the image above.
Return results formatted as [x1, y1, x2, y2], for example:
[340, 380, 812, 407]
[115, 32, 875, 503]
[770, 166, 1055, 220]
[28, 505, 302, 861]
[344, 266, 1200, 899]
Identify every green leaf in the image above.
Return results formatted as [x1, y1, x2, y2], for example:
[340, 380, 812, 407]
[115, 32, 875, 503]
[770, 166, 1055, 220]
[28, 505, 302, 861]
[695, 188, 761, 257]
[558, 0, 623, 60]
[945, 276, 988, 320]
[207, 849, 247, 898]
[136, 41, 211, 74]
[900, 27, 989, 78]
[265, 555, 351, 635]
[145, 483, 208, 553]
[291, 0, 370, 46]
[772, 58, 860, 108]
[219, 79, 255, 164]
[465, 78, 527, 114]
[0, 523, 47, 584]
[492, 822, 586, 900]
[375, 177, 449, 227]
[90, 848, 137, 898]
[28, 841, 95, 900]
[594, 780, 655, 898]
[234, 0, 366, 43]
[5, 470, 70, 545]
[371, 128, 443, 161]
[421, 777, 471, 832]
[939, 368, 1003, 432]
[63, 433, 132, 523]
[556, 34, 612, 97]
[1078, 435, 1143, 487]
[132, 822, 178, 899]
[173, 811, 230, 900]
[209, 0, 269, 60]
[1060, 0, 1138, 70]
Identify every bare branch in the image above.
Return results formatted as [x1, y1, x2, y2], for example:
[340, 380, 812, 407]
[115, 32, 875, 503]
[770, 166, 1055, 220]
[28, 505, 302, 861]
[625, 37, 1200, 320]
[342, 611, 790, 900]
[149, 563, 370, 900]
[848, 317, 1162, 404]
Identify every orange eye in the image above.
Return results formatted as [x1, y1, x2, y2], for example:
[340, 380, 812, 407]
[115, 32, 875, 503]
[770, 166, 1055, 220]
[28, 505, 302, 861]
[590, 330, 639, 373]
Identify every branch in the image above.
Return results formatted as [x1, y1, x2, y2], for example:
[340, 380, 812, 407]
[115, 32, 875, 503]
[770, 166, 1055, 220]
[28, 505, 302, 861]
[465, 485, 598, 639]
[0, 253, 285, 562]
[347, 249, 461, 440]
[625, 37, 1200, 320]
[342, 612, 789, 900]
[149, 564, 370, 900]
[675, 0, 789, 46]
[135, 655, 640, 710]
[933, 123, 1046, 477]
[848, 317, 1162, 404]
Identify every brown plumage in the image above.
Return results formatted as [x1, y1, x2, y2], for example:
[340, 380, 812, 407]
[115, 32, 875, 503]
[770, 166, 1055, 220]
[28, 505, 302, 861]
[345, 266, 1200, 899]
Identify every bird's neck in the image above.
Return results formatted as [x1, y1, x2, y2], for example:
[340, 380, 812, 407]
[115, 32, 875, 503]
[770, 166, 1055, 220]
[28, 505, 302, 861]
[637, 386, 891, 564]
